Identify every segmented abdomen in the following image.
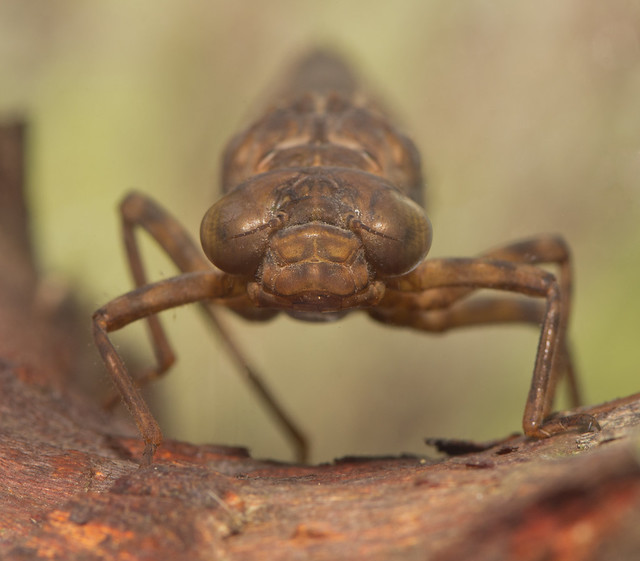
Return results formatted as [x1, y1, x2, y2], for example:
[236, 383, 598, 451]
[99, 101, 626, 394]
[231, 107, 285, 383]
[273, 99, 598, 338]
[221, 51, 424, 205]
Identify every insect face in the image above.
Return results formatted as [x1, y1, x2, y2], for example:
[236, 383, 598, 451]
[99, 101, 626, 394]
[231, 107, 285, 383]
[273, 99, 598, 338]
[200, 167, 431, 313]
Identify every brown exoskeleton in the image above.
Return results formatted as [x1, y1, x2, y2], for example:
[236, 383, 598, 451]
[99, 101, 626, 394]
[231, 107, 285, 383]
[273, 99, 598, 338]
[93, 51, 598, 465]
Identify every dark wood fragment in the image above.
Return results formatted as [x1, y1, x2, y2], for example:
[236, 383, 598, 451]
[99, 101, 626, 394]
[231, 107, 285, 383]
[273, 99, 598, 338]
[425, 433, 520, 456]
[0, 120, 33, 271]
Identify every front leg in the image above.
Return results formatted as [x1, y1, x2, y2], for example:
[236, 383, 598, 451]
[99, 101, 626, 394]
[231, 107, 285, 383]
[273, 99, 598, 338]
[379, 258, 598, 439]
[109, 192, 308, 462]
[93, 271, 235, 464]
[376, 235, 580, 406]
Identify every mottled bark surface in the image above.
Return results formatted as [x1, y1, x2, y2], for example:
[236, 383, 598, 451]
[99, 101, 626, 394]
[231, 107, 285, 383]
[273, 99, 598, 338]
[1, 120, 639, 560]
[2, 362, 639, 561]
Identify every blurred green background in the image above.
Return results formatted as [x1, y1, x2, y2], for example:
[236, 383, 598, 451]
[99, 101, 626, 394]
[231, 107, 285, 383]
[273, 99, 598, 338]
[1, 1, 639, 463]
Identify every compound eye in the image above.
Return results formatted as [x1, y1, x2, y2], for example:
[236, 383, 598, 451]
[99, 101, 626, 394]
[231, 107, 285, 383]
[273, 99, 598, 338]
[200, 189, 280, 276]
[355, 190, 432, 277]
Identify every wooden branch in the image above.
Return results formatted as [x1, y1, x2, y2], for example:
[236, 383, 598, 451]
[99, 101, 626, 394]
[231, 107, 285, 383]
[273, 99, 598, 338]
[1, 119, 639, 560]
[1, 362, 639, 561]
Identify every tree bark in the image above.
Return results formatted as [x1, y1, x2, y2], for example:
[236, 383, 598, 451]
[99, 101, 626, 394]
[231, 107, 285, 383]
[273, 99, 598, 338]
[1, 119, 639, 561]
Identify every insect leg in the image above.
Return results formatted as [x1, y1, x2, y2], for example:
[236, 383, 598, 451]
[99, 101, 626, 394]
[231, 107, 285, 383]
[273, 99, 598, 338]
[93, 271, 231, 464]
[382, 235, 580, 406]
[106, 191, 213, 402]
[478, 236, 578, 406]
[115, 191, 308, 461]
[376, 258, 598, 439]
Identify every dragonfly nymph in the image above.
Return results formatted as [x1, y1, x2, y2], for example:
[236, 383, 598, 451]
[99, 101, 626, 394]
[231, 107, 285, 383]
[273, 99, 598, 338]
[93, 51, 598, 464]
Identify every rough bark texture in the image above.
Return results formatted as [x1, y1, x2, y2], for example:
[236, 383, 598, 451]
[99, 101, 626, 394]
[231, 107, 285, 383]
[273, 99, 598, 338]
[1, 120, 639, 560]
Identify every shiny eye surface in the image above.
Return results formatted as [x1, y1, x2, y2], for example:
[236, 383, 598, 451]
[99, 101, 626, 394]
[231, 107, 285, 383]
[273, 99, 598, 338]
[332, 169, 431, 277]
[201, 167, 432, 278]
[200, 173, 287, 275]
[354, 188, 432, 276]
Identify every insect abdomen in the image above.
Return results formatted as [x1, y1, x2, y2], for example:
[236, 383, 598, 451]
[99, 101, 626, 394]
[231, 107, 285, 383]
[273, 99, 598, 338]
[221, 51, 424, 205]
